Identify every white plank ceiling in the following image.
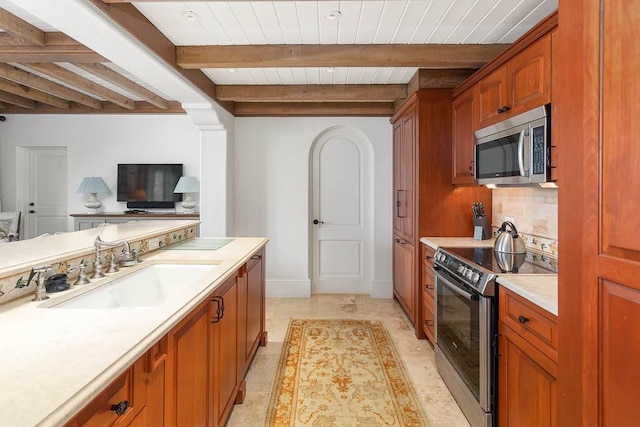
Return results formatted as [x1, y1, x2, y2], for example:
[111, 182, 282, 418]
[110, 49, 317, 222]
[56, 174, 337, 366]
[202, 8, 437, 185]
[135, 0, 558, 85]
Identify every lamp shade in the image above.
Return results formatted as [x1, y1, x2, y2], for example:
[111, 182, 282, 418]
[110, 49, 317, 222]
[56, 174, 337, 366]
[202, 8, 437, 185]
[173, 176, 200, 193]
[76, 176, 110, 194]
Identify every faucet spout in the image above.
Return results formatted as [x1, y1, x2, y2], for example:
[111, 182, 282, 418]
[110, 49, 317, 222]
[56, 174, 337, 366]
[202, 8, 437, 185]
[92, 236, 136, 279]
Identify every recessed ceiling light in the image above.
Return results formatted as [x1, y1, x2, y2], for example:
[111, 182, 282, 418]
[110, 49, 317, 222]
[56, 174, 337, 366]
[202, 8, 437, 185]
[181, 10, 200, 21]
[324, 10, 342, 21]
[227, 68, 238, 73]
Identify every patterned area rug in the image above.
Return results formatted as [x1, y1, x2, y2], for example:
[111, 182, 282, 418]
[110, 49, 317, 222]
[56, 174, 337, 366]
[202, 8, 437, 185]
[265, 319, 431, 426]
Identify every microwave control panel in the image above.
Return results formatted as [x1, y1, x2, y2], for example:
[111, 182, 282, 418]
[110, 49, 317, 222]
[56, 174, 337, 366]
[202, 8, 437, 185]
[532, 125, 546, 175]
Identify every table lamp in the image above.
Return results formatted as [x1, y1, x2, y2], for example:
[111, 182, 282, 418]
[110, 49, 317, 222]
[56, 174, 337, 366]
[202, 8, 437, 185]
[76, 176, 110, 214]
[173, 176, 200, 213]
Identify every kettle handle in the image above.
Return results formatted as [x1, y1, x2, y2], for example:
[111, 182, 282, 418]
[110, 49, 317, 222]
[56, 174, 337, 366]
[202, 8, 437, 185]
[498, 221, 519, 238]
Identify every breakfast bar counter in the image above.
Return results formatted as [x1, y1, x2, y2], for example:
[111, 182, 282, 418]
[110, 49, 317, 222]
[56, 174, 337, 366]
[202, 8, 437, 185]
[0, 222, 267, 426]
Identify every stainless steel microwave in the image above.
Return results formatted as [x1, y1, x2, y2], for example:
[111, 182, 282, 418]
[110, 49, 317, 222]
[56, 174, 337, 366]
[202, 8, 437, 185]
[474, 104, 553, 186]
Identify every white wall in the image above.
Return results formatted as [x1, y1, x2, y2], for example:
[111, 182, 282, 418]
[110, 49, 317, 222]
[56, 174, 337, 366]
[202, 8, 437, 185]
[234, 117, 393, 298]
[0, 114, 200, 231]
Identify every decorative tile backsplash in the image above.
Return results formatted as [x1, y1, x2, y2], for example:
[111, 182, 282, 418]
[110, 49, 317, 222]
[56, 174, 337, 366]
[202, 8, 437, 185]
[0, 225, 196, 306]
[492, 187, 558, 258]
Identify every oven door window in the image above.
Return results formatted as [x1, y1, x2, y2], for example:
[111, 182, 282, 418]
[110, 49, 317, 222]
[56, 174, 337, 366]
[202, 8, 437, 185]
[437, 276, 481, 400]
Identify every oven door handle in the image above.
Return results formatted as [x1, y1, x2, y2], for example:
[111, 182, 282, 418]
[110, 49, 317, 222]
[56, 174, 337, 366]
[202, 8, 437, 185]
[434, 266, 478, 301]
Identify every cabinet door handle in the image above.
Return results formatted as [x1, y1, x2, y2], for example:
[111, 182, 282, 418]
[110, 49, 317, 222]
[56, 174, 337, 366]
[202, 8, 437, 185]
[469, 160, 474, 175]
[111, 400, 129, 416]
[518, 315, 529, 324]
[211, 296, 225, 323]
[396, 190, 406, 218]
[497, 105, 511, 114]
[424, 320, 433, 327]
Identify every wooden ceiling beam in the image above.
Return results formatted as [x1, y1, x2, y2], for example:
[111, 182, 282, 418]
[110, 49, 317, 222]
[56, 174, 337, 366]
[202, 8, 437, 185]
[74, 63, 169, 109]
[0, 9, 45, 47]
[0, 63, 101, 109]
[0, 32, 105, 62]
[88, 0, 233, 112]
[0, 100, 184, 114]
[0, 78, 69, 109]
[24, 63, 135, 109]
[406, 68, 476, 94]
[217, 84, 407, 102]
[177, 44, 508, 69]
[234, 102, 395, 117]
[0, 89, 36, 109]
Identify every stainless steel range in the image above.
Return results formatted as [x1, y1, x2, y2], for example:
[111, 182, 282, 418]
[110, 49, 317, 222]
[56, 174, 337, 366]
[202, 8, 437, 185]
[432, 246, 557, 427]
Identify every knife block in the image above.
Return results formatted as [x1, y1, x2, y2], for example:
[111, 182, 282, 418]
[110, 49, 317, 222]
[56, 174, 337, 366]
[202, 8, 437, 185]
[473, 217, 491, 240]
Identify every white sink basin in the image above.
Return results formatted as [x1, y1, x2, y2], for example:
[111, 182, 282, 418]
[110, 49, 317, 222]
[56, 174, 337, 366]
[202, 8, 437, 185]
[51, 263, 218, 309]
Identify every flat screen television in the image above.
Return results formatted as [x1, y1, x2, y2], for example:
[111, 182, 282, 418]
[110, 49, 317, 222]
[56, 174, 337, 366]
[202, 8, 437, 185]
[117, 163, 183, 209]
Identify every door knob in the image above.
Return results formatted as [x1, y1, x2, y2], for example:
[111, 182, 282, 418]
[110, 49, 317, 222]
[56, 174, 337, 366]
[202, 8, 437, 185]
[313, 219, 324, 225]
[29, 202, 35, 206]
[29, 210, 36, 214]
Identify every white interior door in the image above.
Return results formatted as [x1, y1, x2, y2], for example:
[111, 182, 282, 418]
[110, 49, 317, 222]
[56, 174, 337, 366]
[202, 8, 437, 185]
[25, 148, 68, 238]
[311, 128, 371, 294]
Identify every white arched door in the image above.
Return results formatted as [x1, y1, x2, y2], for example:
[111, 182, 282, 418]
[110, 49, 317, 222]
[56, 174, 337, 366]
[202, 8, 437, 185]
[311, 127, 372, 294]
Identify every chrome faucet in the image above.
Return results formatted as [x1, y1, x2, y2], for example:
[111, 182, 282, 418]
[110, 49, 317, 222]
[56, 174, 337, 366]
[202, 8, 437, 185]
[30, 265, 52, 301]
[92, 236, 136, 279]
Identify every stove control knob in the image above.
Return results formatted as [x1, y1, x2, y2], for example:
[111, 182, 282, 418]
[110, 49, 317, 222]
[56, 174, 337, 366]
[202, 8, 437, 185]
[465, 269, 474, 280]
[457, 265, 465, 274]
[471, 272, 480, 283]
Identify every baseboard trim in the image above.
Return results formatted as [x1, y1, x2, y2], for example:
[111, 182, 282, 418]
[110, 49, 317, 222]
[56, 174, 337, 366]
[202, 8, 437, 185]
[266, 279, 311, 297]
[370, 280, 393, 298]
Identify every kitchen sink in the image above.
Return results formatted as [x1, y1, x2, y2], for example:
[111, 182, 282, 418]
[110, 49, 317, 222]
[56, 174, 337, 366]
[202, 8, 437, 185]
[48, 263, 218, 309]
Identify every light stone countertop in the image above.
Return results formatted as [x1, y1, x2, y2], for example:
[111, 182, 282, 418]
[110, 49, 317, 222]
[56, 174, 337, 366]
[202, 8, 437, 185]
[419, 236, 495, 250]
[0, 226, 267, 427]
[497, 275, 558, 316]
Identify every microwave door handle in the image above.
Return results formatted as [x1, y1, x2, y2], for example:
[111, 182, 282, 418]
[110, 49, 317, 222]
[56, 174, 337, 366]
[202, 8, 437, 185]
[517, 129, 526, 177]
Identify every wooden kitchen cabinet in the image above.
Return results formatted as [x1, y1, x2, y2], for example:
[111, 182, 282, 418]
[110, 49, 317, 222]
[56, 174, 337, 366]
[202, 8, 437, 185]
[391, 90, 491, 337]
[421, 244, 436, 343]
[164, 298, 211, 427]
[498, 286, 557, 427]
[451, 87, 477, 185]
[393, 237, 415, 321]
[237, 248, 267, 395]
[210, 274, 239, 427]
[558, 1, 640, 425]
[65, 352, 147, 427]
[476, 34, 552, 129]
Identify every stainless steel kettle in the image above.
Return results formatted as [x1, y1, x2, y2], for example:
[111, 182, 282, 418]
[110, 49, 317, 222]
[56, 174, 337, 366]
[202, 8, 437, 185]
[493, 221, 526, 254]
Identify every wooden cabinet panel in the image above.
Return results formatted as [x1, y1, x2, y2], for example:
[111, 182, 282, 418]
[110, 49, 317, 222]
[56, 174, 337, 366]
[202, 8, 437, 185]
[507, 34, 552, 117]
[476, 34, 551, 131]
[499, 322, 557, 427]
[65, 356, 146, 427]
[392, 122, 403, 238]
[476, 67, 507, 128]
[243, 251, 264, 368]
[557, 1, 640, 424]
[393, 237, 415, 321]
[601, 280, 640, 426]
[452, 88, 476, 185]
[420, 244, 436, 343]
[164, 300, 210, 427]
[211, 276, 239, 427]
[499, 287, 557, 363]
[144, 338, 166, 427]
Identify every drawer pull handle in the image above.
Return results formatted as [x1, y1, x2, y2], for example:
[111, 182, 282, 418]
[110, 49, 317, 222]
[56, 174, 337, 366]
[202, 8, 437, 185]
[424, 320, 433, 327]
[425, 284, 433, 290]
[425, 255, 433, 260]
[518, 315, 529, 324]
[251, 254, 262, 260]
[111, 400, 129, 416]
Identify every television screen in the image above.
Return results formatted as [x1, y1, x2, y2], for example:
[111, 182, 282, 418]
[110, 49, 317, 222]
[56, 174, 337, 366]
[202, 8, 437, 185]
[117, 164, 183, 203]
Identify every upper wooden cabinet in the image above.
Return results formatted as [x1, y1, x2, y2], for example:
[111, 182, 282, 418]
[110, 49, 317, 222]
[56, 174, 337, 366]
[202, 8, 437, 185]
[476, 33, 552, 129]
[452, 88, 477, 185]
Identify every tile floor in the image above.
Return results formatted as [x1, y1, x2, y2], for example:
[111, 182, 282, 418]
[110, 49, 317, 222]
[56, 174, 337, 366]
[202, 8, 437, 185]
[227, 294, 470, 426]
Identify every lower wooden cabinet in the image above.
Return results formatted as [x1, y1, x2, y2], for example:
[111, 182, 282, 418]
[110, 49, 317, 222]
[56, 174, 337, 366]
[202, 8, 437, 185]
[420, 244, 436, 343]
[211, 275, 239, 427]
[65, 355, 146, 427]
[498, 287, 558, 427]
[393, 237, 415, 322]
[65, 249, 266, 427]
